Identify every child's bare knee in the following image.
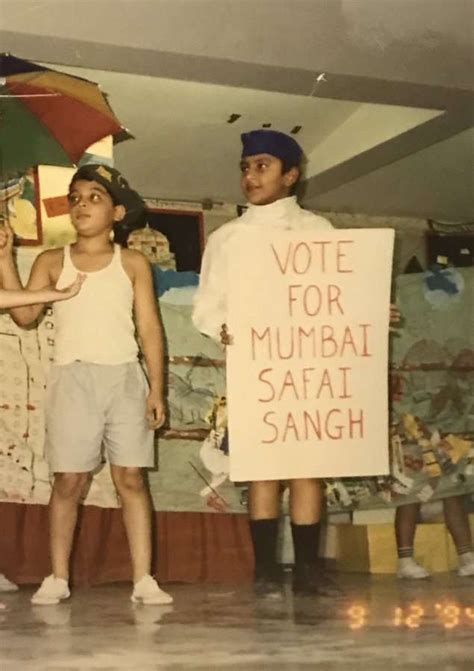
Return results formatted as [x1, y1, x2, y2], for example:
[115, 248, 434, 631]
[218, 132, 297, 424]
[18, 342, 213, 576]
[112, 467, 145, 496]
[53, 472, 89, 499]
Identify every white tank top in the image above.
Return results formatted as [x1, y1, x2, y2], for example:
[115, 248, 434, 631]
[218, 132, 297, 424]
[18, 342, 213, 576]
[53, 244, 138, 365]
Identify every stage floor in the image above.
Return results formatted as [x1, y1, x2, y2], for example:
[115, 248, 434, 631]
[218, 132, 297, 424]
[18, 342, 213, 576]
[1, 572, 473, 670]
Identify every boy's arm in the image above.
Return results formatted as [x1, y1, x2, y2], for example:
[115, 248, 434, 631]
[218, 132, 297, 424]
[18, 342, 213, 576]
[130, 252, 166, 430]
[192, 232, 227, 341]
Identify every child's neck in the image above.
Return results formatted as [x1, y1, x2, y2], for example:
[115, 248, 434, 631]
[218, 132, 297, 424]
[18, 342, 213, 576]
[73, 234, 114, 254]
[253, 194, 293, 208]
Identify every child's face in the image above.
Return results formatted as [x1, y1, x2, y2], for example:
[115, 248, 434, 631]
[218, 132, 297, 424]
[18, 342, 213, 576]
[68, 179, 124, 237]
[239, 154, 298, 205]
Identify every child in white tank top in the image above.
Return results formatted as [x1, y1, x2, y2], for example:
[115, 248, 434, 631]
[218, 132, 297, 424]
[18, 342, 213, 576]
[0, 165, 172, 607]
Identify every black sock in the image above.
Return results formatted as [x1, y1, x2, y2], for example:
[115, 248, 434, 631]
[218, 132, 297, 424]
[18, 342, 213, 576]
[291, 522, 320, 567]
[249, 518, 279, 576]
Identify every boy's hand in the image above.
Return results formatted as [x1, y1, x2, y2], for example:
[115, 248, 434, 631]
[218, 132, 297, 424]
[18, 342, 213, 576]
[0, 222, 14, 258]
[57, 273, 87, 299]
[146, 391, 166, 430]
[220, 323, 234, 346]
[389, 303, 401, 326]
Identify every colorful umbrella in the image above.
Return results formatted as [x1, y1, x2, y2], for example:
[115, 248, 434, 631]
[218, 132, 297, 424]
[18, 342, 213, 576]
[0, 53, 129, 176]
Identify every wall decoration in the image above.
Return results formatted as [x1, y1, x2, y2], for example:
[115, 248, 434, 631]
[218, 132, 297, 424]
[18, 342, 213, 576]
[116, 208, 204, 272]
[0, 198, 472, 515]
[0, 169, 42, 245]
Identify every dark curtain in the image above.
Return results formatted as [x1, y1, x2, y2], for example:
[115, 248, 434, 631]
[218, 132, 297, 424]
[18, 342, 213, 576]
[0, 503, 253, 586]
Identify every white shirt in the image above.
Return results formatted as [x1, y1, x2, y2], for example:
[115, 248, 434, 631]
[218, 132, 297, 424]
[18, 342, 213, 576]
[54, 244, 138, 365]
[192, 196, 333, 340]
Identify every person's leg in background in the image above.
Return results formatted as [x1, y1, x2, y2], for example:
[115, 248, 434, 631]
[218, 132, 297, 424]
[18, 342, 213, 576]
[395, 502, 430, 579]
[443, 495, 474, 577]
[249, 480, 281, 596]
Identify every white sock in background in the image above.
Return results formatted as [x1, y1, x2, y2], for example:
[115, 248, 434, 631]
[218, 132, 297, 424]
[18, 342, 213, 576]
[0, 573, 18, 592]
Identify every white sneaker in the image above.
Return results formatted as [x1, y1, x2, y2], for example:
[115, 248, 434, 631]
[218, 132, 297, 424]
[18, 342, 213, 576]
[0, 573, 19, 592]
[131, 575, 173, 605]
[31, 575, 70, 605]
[458, 554, 474, 577]
[397, 558, 431, 579]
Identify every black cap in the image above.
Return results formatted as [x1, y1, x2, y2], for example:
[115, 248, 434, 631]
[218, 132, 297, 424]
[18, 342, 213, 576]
[69, 164, 145, 227]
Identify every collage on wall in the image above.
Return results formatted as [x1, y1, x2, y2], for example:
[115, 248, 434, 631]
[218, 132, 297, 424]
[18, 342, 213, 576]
[0, 204, 473, 515]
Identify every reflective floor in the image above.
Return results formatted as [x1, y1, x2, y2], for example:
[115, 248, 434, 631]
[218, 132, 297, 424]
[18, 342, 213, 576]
[1, 572, 473, 670]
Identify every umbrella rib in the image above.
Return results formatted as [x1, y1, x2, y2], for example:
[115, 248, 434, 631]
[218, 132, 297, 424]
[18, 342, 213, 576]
[0, 93, 61, 98]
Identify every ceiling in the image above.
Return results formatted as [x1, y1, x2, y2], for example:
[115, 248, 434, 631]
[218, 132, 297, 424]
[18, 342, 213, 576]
[1, 0, 473, 221]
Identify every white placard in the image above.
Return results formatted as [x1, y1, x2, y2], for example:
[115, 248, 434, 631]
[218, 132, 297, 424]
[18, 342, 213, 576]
[226, 228, 395, 481]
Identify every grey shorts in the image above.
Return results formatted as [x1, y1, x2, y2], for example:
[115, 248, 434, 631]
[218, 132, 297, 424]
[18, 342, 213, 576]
[45, 361, 154, 473]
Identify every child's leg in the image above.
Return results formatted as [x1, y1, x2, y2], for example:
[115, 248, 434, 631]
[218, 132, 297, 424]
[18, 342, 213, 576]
[395, 503, 430, 579]
[248, 480, 281, 582]
[31, 472, 89, 605]
[111, 465, 172, 604]
[289, 479, 322, 564]
[289, 478, 323, 593]
[289, 478, 322, 526]
[395, 501, 419, 553]
[43, 362, 103, 583]
[443, 495, 474, 576]
[111, 465, 152, 582]
[49, 472, 91, 580]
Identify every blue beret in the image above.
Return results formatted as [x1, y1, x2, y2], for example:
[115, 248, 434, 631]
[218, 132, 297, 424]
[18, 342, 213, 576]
[241, 130, 303, 168]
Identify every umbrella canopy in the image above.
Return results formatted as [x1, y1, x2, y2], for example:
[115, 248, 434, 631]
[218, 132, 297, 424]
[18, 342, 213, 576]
[0, 53, 129, 176]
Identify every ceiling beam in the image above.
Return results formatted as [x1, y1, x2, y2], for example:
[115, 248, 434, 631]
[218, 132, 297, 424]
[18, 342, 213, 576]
[303, 107, 474, 199]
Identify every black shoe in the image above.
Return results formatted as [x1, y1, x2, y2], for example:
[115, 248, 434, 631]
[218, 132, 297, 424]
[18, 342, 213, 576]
[254, 567, 283, 599]
[293, 563, 319, 596]
[293, 563, 341, 597]
[315, 573, 342, 598]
